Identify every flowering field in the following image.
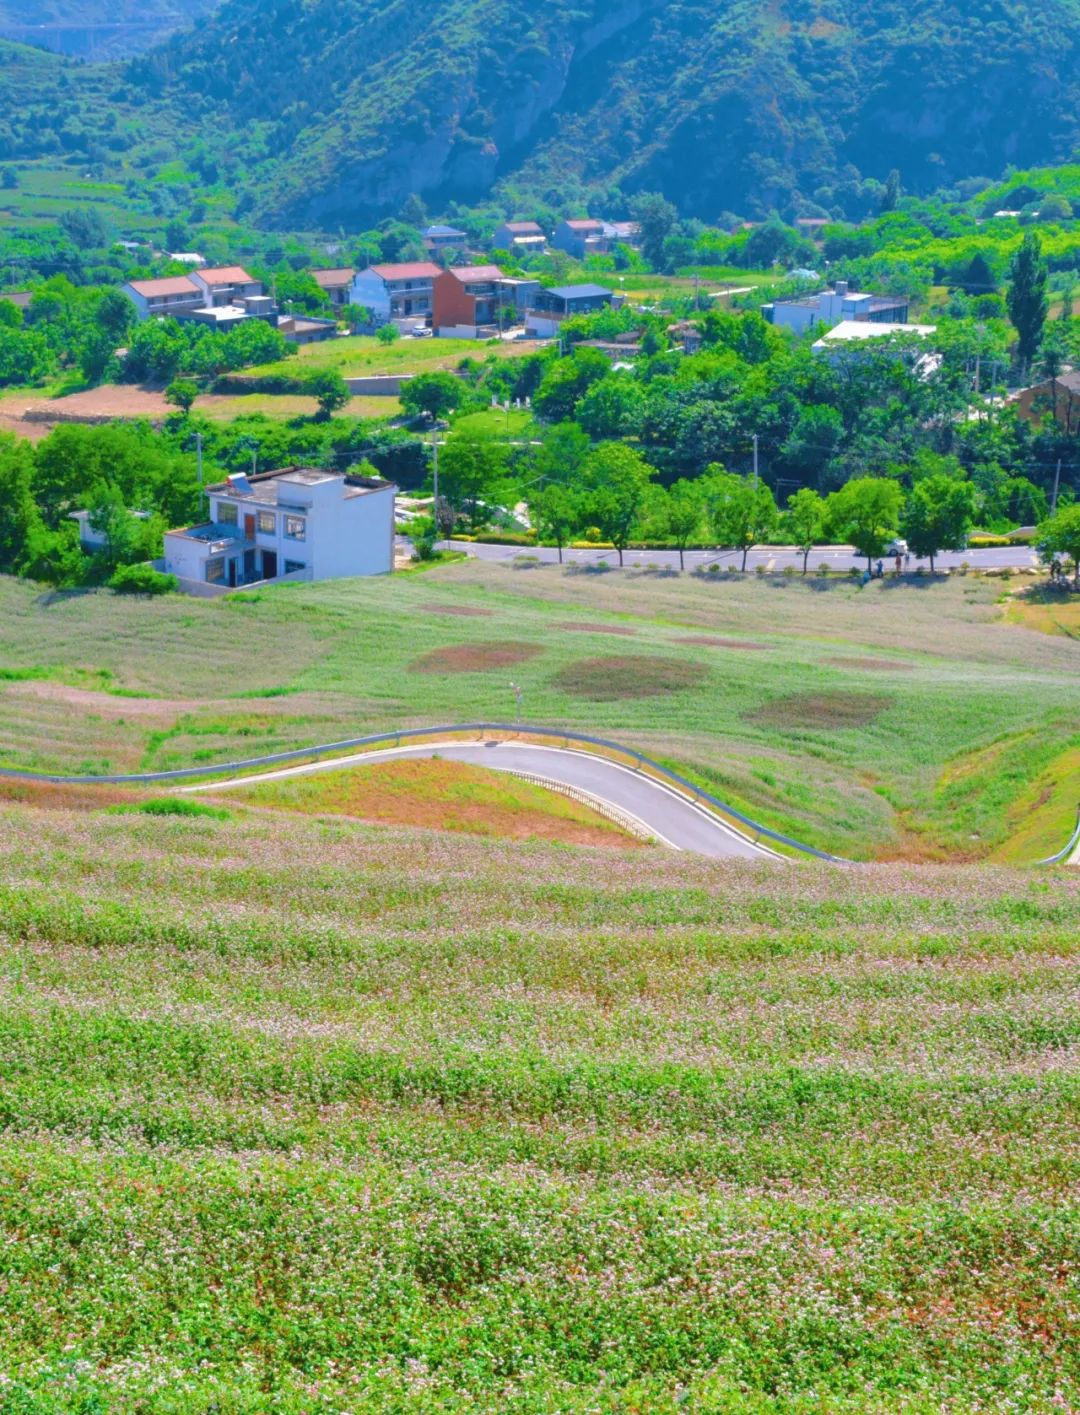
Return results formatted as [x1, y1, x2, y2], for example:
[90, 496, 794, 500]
[0, 563, 1077, 859]
[0, 798, 1077, 1411]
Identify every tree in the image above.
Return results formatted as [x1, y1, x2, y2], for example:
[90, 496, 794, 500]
[0, 167, 17, 190]
[305, 368, 350, 420]
[630, 191, 678, 270]
[533, 421, 591, 487]
[533, 347, 610, 422]
[531, 483, 582, 563]
[703, 468, 778, 571]
[1007, 232, 1048, 370]
[438, 432, 510, 528]
[575, 373, 646, 438]
[375, 323, 400, 345]
[662, 478, 706, 570]
[825, 476, 904, 570]
[901, 473, 977, 571]
[961, 252, 997, 295]
[1037, 504, 1080, 584]
[581, 443, 653, 566]
[399, 371, 464, 420]
[0, 435, 40, 573]
[165, 378, 200, 415]
[880, 168, 901, 214]
[164, 219, 190, 251]
[786, 487, 826, 573]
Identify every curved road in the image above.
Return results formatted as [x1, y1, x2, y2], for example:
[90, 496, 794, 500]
[187, 739, 780, 861]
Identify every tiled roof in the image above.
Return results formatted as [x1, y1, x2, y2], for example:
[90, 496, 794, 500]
[126, 276, 200, 298]
[446, 264, 503, 282]
[563, 219, 603, 231]
[310, 268, 355, 287]
[369, 262, 441, 280]
[195, 266, 255, 284]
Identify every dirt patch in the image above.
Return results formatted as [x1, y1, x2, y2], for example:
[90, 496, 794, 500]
[17, 383, 171, 430]
[411, 642, 542, 673]
[825, 657, 915, 672]
[0, 778, 139, 811]
[749, 692, 892, 730]
[679, 636, 769, 650]
[553, 655, 708, 701]
[421, 604, 493, 618]
[7, 681, 208, 718]
[560, 622, 637, 637]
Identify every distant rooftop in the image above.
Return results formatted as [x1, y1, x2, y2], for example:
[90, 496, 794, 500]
[424, 224, 466, 237]
[207, 466, 396, 505]
[547, 283, 614, 300]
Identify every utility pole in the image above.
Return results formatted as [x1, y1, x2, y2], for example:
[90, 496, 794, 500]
[431, 426, 440, 549]
[1051, 458, 1062, 514]
[752, 433, 759, 489]
[196, 431, 203, 507]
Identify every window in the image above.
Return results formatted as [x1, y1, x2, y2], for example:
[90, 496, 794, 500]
[284, 515, 306, 541]
[206, 558, 225, 584]
[284, 560, 307, 575]
[257, 510, 276, 535]
[217, 502, 238, 526]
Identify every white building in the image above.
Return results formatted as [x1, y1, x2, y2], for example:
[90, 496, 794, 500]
[121, 275, 204, 321]
[763, 280, 910, 334]
[162, 467, 396, 592]
[812, 320, 939, 375]
[349, 262, 442, 329]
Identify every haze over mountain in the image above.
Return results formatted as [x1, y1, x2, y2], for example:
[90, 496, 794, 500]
[0, 0, 217, 59]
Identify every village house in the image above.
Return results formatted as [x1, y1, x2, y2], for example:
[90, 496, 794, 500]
[553, 218, 606, 259]
[348, 262, 442, 329]
[276, 314, 338, 346]
[432, 264, 505, 336]
[492, 220, 547, 254]
[525, 283, 614, 337]
[423, 224, 469, 259]
[121, 275, 205, 321]
[602, 220, 641, 248]
[1013, 370, 1080, 434]
[763, 280, 910, 334]
[310, 268, 355, 309]
[162, 467, 396, 593]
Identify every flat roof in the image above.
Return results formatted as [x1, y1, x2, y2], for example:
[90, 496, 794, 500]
[445, 264, 503, 282]
[207, 465, 397, 504]
[814, 320, 935, 341]
[547, 283, 614, 299]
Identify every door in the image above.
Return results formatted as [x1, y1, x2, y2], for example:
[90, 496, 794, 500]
[262, 550, 277, 581]
[243, 549, 256, 582]
[244, 514, 256, 540]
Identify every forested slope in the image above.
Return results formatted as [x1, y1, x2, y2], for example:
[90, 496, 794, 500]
[0, 0, 217, 58]
[125, 0, 1080, 225]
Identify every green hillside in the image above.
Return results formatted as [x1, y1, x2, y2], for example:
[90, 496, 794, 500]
[127, 0, 1080, 226]
[6, 0, 1080, 228]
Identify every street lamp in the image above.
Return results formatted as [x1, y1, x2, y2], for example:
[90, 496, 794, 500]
[509, 681, 524, 724]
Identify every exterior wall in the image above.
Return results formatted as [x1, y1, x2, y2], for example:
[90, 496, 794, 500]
[121, 285, 203, 322]
[524, 313, 562, 339]
[349, 270, 392, 320]
[553, 222, 603, 258]
[312, 485, 395, 579]
[432, 269, 476, 329]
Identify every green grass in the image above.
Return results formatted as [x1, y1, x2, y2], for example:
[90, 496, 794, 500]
[0, 565, 1076, 860]
[240, 334, 540, 382]
[0, 800, 1077, 1411]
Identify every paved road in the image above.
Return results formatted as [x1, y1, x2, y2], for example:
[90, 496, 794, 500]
[440, 540, 1041, 573]
[189, 739, 779, 861]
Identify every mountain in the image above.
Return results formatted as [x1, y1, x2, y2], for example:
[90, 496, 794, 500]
[0, 0, 219, 58]
[120, 0, 1080, 228]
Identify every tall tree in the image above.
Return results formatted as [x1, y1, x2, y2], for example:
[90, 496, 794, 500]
[660, 479, 706, 570]
[0, 434, 40, 574]
[1037, 504, 1080, 584]
[531, 483, 581, 563]
[703, 468, 778, 571]
[825, 477, 904, 571]
[582, 443, 653, 566]
[1006, 232, 1048, 371]
[901, 474, 976, 572]
[880, 169, 901, 213]
[438, 433, 510, 528]
[786, 487, 826, 573]
[630, 191, 678, 270]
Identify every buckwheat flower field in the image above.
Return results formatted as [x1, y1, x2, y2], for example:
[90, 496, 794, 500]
[0, 799, 1077, 1412]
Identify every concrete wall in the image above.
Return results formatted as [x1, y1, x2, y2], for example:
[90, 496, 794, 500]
[343, 374, 414, 395]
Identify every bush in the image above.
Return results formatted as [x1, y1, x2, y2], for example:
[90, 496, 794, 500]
[113, 797, 231, 820]
[108, 564, 177, 595]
